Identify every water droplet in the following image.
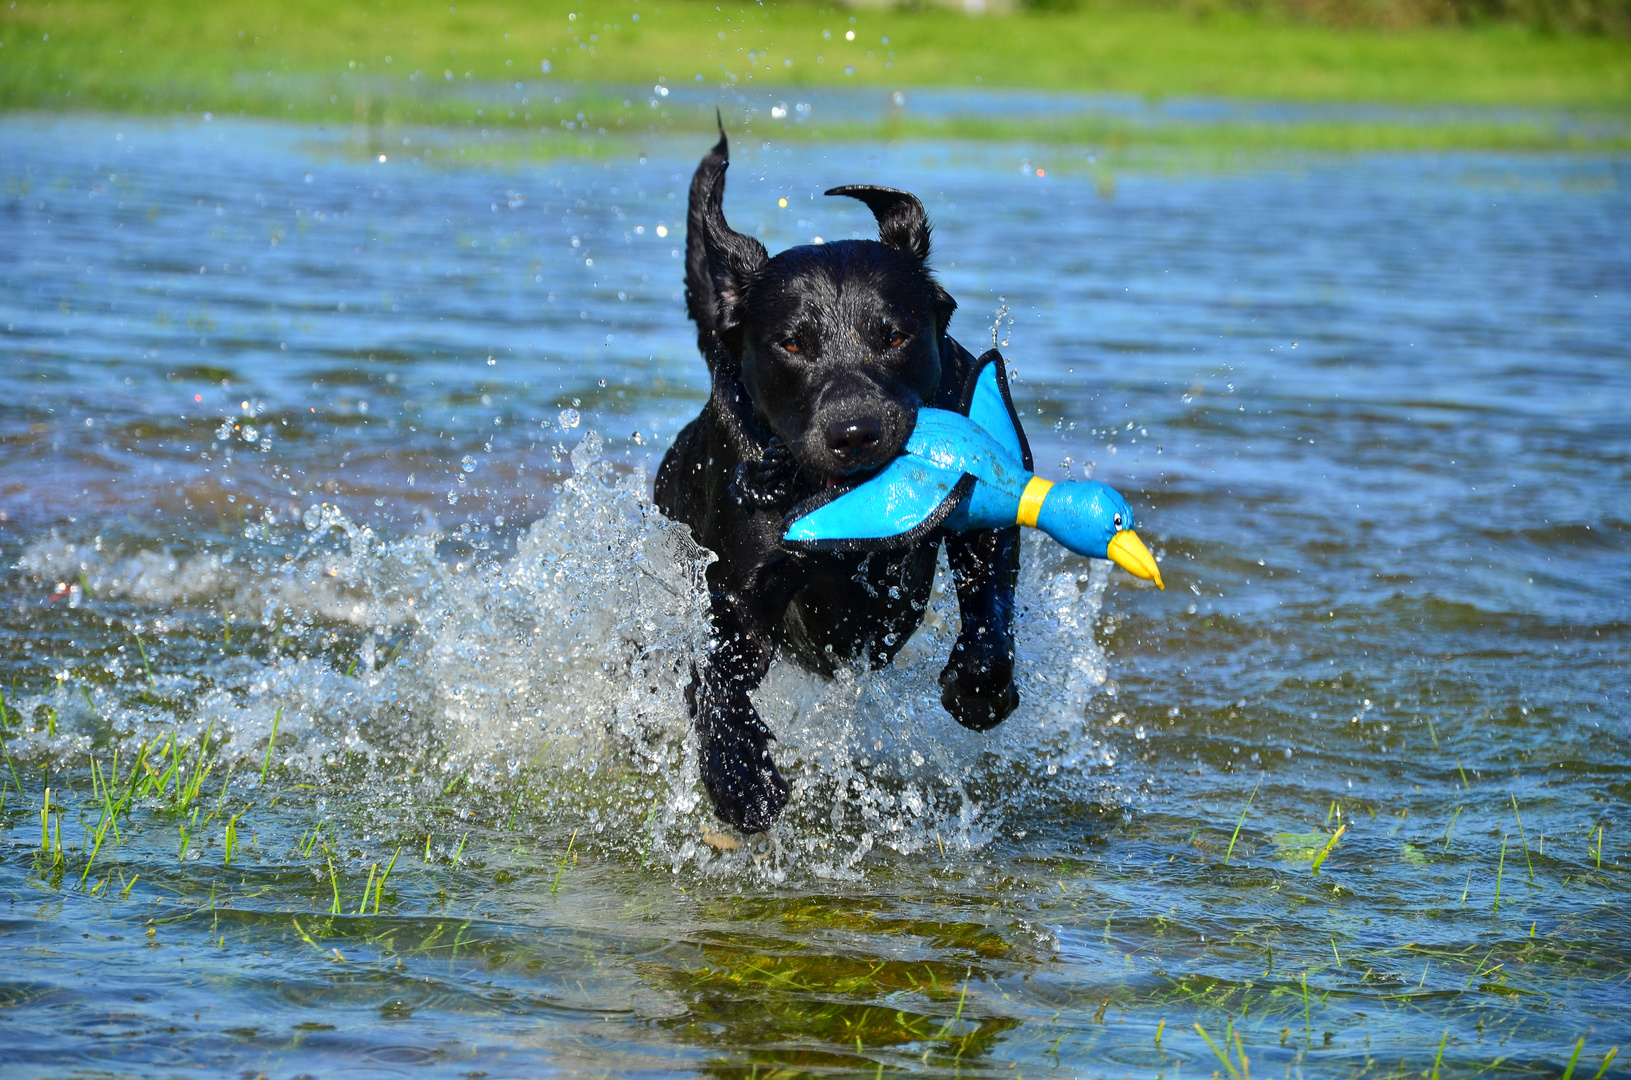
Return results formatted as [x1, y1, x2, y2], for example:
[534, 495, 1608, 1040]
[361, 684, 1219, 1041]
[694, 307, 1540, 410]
[461, 455, 478, 473]
[570, 430, 603, 473]
[558, 408, 580, 429]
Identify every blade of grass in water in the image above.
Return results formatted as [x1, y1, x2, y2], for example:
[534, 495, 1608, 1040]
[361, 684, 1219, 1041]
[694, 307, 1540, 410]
[0, 695, 24, 796]
[1442, 805, 1463, 851]
[1302, 971, 1312, 1048]
[1511, 794, 1535, 883]
[1311, 823, 1346, 875]
[1224, 777, 1261, 865]
[1232, 1026, 1252, 1080]
[355, 863, 377, 915]
[374, 846, 401, 914]
[224, 812, 242, 865]
[79, 800, 116, 887]
[1563, 1037, 1587, 1080]
[551, 829, 578, 897]
[326, 849, 342, 915]
[1494, 835, 1508, 910]
[260, 706, 281, 785]
[1194, 1021, 1246, 1080]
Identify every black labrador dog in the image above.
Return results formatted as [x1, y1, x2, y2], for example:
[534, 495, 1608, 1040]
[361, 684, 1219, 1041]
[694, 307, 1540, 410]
[655, 128, 1026, 833]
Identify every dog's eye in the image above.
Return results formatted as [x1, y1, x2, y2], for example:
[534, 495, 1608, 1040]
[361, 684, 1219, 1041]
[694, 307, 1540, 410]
[781, 339, 801, 355]
[886, 329, 907, 348]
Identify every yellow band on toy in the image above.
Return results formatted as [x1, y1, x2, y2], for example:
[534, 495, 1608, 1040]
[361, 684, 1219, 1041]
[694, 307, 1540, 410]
[1016, 476, 1054, 528]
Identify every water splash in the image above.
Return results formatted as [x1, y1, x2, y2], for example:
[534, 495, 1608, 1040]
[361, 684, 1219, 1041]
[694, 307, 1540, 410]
[12, 437, 1121, 881]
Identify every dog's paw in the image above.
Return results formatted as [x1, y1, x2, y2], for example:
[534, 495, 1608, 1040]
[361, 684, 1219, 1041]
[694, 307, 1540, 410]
[727, 438, 800, 510]
[939, 633, 1017, 732]
[695, 698, 791, 833]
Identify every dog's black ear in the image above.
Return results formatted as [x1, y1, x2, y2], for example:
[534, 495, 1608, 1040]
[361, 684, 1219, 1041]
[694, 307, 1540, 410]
[827, 184, 956, 329]
[701, 161, 768, 333]
[684, 116, 732, 335]
[825, 185, 932, 262]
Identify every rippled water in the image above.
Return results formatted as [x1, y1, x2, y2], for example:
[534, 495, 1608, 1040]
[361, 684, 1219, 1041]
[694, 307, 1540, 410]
[1, 111, 1628, 1077]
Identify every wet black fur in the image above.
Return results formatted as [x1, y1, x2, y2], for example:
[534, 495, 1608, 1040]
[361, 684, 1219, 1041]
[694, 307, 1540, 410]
[655, 127, 1022, 833]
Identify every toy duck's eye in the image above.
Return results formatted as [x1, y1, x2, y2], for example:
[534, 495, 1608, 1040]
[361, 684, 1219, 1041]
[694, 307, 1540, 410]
[1113, 514, 1123, 530]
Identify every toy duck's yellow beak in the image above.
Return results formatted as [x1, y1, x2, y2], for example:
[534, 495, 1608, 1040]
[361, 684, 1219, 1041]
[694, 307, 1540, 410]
[1106, 530, 1164, 590]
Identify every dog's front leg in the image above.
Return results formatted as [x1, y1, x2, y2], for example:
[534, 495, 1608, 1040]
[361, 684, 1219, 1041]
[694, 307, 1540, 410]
[688, 584, 793, 833]
[940, 526, 1021, 731]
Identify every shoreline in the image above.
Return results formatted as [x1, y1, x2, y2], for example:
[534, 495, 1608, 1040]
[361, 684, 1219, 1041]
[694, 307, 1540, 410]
[3, 0, 1630, 141]
[3, 87, 1626, 156]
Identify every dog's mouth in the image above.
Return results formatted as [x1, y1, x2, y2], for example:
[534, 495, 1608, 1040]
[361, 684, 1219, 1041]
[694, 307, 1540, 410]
[822, 463, 884, 494]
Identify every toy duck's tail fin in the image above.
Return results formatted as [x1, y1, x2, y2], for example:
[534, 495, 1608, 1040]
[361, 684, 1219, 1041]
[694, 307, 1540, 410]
[960, 350, 1033, 473]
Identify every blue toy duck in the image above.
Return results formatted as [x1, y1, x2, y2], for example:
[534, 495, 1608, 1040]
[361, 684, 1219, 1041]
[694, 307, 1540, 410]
[782, 353, 1165, 590]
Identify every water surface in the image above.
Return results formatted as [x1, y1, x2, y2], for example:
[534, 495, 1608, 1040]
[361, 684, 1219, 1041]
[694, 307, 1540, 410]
[1, 113, 1628, 1078]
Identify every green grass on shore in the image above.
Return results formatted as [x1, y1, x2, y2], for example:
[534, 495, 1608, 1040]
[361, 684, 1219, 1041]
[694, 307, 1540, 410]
[2, 0, 1629, 151]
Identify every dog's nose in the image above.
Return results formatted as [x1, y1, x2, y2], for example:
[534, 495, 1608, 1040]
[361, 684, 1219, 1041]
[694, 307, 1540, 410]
[825, 417, 883, 462]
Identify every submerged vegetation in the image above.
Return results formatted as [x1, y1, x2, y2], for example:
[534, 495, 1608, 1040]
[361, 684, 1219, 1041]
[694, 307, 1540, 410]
[1, 692, 1624, 1075]
[0, 488, 1623, 1073]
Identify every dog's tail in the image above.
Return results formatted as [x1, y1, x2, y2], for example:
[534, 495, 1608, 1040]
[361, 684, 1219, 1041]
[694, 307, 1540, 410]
[684, 115, 730, 348]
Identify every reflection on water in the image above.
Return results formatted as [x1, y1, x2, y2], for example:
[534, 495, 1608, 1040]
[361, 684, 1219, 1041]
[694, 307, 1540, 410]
[0, 114, 1628, 1077]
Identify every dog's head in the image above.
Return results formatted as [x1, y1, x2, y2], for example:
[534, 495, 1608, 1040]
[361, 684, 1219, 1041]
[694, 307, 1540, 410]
[700, 170, 957, 484]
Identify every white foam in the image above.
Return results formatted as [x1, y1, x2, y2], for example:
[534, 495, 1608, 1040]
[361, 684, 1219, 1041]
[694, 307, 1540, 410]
[12, 438, 1121, 880]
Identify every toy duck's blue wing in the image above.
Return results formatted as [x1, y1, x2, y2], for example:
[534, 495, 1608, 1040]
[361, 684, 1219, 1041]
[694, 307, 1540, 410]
[782, 454, 973, 552]
[962, 350, 1033, 472]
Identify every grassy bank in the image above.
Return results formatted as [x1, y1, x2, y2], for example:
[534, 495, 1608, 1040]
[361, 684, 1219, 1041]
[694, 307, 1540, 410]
[2, 0, 1629, 150]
